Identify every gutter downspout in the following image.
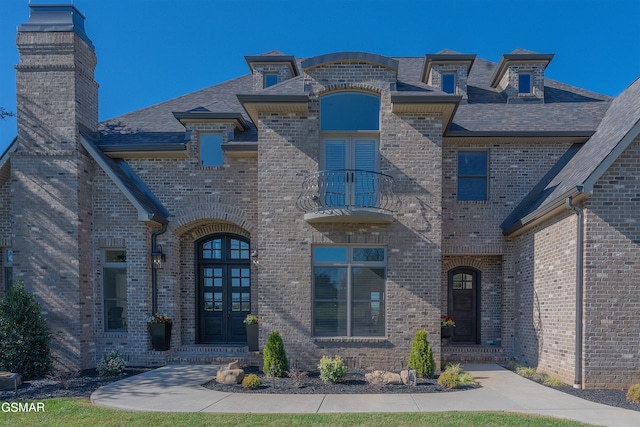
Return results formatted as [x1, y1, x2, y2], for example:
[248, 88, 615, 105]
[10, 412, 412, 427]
[565, 197, 584, 389]
[151, 223, 168, 314]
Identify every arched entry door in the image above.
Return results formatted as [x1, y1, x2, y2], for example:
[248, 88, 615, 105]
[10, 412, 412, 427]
[197, 234, 251, 344]
[448, 267, 480, 344]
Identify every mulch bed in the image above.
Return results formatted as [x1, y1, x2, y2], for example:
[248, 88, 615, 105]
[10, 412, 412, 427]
[202, 365, 471, 394]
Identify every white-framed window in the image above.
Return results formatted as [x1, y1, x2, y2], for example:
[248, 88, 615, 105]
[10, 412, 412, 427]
[518, 72, 532, 94]
[442, 72, 456, 94]
[103, 249, 127, 332]
[457, 151, 488, 201]
[3, 249, 13, 294]
[313, 246, 386, 337]
[263, 73, 278, 88]
[200, 133, 223, 166]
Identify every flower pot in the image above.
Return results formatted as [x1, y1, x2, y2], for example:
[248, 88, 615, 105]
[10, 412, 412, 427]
[150, 322, 172, 351]
[441, 326, 454, 339]
[246, 323, 259, 352]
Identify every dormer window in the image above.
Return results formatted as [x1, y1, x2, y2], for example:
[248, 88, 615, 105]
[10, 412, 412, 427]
[518, 73, 532, 94]
[264, 73, 278, 88]
[442, 73, 456, 94]
[200, 133, 223, 166]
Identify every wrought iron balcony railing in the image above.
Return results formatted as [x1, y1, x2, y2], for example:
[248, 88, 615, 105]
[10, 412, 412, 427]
[296, 170, 400, 222]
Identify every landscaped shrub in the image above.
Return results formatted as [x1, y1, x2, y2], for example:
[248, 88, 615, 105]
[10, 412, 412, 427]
[242, 373, 262, 389]
[318, 355, 348, 384]
[627, 384, 640, 403]
[407, 329, 435, 378]
[437, 363, 477, 389]
[0, 281, 52, 379]
[97, 350, 126, 377]
[515, 365, 537, 378]
[542, 375, 566, 387]
[438, 368, 460, 389]
[262, 331, 289, 377]
[287, 368, 309, 388]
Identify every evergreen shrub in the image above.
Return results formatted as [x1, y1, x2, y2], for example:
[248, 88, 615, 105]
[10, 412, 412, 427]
[262, 331, 289, 377]
[407, 329, 435, 378]
[0, 281, 52, 379]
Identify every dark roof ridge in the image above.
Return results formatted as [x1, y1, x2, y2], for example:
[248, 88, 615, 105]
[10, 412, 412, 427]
[301, 52, 399, 70]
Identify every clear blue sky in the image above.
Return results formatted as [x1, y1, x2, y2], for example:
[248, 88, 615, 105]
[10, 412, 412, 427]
[1, 0, 639, 151]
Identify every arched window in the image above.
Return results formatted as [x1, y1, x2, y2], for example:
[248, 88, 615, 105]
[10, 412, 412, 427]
[320, 92, 380, 131]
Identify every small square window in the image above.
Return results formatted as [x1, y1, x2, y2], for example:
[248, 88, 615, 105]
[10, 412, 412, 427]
[264, 74, 278, 88]
[200, 133, 223, 166]
[519, 73, 532, 94]
[442, 73, 456, 94]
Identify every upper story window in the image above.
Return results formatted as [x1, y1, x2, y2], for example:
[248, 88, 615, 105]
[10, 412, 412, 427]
[320, 92, 380, 131]
[263, 73, 278, 88]
[518, 73, 532, 94]
[442, 73, 456, 94]
[457, 151, 488, 201]
[200, 133, 223, 166]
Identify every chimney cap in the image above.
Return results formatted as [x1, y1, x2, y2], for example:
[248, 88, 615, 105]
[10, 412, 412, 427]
[18, 4, 93, 48]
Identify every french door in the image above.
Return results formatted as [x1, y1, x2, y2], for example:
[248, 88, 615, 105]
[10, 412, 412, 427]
[323, 136, 378, 208]
[197, 235, 251, 344]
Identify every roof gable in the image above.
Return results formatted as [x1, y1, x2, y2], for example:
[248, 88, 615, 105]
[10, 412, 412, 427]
[502, 78, 640, 235]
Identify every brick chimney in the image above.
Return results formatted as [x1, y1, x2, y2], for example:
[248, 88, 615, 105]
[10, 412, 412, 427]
[12, 4, 98, 370]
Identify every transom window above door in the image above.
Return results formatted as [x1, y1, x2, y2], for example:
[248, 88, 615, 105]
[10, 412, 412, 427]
[320, 92, 380, 131]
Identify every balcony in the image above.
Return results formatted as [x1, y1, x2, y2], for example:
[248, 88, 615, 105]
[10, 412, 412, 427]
[296, 170, 400, 224]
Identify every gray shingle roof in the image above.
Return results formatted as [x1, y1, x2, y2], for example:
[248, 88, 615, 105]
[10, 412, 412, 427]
[97, 52, 612, 145]
[80, 134, 169, 224]
[502, 77, 640, 234]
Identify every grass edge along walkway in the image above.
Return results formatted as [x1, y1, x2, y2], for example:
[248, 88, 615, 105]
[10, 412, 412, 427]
[0, 398, 600, 427]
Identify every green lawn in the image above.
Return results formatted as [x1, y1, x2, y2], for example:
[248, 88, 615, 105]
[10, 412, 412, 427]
[0, 398, 599, 427]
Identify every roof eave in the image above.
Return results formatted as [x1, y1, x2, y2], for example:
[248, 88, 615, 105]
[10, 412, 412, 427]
[237, 94, 309, 125]
[80, 134, 169, 225]
[391, 94, 461, 135]
[502, 188, 586, 237]
[172, 112, 250, 131]
[421, 53, 477, 83]
[489, 53, 554, 88]
[244, 55, 300, 76]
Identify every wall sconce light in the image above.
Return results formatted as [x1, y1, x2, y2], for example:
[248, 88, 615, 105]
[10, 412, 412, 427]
[251, 249, 259, 266]
[152, 244, 166, 269]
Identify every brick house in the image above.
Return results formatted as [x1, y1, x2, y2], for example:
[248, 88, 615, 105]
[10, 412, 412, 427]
[1, 5, 639, 389]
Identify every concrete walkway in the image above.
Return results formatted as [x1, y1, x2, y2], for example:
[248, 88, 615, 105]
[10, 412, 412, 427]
[91, 363, 640, 426]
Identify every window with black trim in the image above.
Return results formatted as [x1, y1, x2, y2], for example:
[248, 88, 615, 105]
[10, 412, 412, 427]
[313, 246, 386, 337]
[519, 73, 532, 94]
[104, 250, 127, 332]
[457, 151, 488, 201]
[3, 249, 12, 294]
[442, 73, 456, 94]
[200, 133, 223, 166]
[263, 73, 278, 88]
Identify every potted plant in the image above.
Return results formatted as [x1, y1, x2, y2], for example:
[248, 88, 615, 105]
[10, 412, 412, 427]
[148, 313, 172, 351]
[441, 315, 455, 339]
[244, 314, 259, 351]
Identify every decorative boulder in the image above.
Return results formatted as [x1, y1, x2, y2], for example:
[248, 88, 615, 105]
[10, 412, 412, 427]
[0, 372, 22, 391]
[226, 360, 240, 370]
[401, 369, 417, 386]
[215, 368, 245, 385]
[365, 370, 403, 385]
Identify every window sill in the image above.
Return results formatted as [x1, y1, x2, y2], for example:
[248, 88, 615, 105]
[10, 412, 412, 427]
[456, 199, 487, 204]
[312, 337, 388, 344]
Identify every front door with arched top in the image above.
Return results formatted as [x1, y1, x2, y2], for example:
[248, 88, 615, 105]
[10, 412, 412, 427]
[197, 234, 251, 344]
[448, 267, 480, 344]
